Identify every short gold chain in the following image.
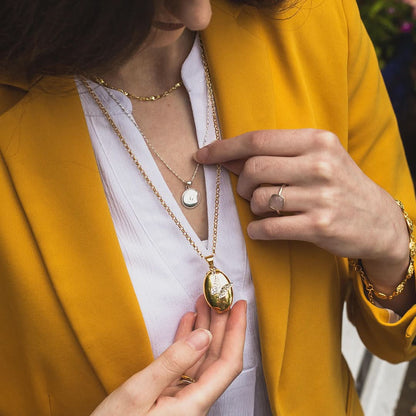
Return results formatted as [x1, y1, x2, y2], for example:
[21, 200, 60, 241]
[83, 41, 222, 259]
[94, 76, 183, 101]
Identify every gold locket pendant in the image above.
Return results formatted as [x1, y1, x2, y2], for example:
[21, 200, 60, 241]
[203, 256, 233, 313]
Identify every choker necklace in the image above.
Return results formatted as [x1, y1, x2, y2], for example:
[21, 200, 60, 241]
[82, 44, 233, 313]
[104, 87, 208, 209]
[94, 76, 183, 101]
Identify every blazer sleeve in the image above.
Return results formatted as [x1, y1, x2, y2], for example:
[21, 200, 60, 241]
[342, 0, 416, 363]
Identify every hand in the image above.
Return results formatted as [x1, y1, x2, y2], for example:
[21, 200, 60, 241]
[90, 299, 247, 416]
[195, 129, 409, 278]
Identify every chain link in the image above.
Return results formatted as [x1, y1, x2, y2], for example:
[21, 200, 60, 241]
[94, 77, 183, 101]
[200, 38, 222, 255]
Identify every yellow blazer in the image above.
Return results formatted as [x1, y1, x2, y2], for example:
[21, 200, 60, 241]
[1, 0, 416, 414]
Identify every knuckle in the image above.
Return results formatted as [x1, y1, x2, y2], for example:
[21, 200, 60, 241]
[314, 213, 331, 233]
[310, 158, 334, 182]
[159, 349, 185, 377]
[118, 379, 145, 408]
[311, 130, 338, 149]
[250, 188, 268, 214]
[311, 210, 335, 238]
[243, 156, 263, 177]
[248, 130, 269, 153]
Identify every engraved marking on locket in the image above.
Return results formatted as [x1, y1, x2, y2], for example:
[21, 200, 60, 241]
[203, 269, 233, 313]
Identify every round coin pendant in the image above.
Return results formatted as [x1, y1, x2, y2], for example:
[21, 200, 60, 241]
[181, 188, 200, 209]
[203, 269, 233, 313]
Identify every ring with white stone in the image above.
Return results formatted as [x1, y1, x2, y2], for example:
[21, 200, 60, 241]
[268, 184, 286, 215]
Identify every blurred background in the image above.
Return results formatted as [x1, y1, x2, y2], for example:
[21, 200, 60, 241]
[347, 2, 416, 414]
[358, 0, 416, 174]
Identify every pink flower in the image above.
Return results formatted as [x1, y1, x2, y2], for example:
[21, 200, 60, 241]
[400, 21, 413, 32]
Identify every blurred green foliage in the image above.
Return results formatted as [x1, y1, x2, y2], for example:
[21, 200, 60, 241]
[358, 0, 416, 67]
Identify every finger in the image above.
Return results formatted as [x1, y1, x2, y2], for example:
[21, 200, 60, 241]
[174, 312, 197, 342]
[236, 155, 307, 200]
[184, 296, 211, 378]
[194, 129, 324, 165]
[121, 328, 213, 409]
[202, 307, 229, 368]
[221, 159, 246, 176]
[194, 294, 211, 330]
[251, 185, 306, 216]
[180, 300, 247, 410]
[246, 214, 317, 242]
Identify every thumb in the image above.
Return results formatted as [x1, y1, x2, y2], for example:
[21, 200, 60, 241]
[130, 329, 212, 406]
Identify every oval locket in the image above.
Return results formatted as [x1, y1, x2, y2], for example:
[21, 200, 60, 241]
[203, 268, 233, 313]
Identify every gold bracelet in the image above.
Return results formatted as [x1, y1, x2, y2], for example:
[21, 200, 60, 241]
[349, 200, 415, 305]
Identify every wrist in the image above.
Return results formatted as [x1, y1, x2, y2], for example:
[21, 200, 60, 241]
[361, 252, 409, 293]
[351, 200, 415, 303]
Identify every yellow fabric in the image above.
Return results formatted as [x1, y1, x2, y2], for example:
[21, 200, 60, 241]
[1, 0, 415, 414]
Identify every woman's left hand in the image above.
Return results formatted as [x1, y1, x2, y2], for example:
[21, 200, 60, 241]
[195, 128, 409, 265]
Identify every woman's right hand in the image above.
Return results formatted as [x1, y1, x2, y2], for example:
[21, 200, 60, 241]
[90, 299, 247, 416]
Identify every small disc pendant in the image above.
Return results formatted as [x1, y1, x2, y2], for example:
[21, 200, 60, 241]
[182, 187, 200, 209]
[203, 268, 233, 313]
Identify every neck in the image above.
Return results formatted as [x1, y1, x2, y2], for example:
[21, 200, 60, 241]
[99, 29, 195, 96]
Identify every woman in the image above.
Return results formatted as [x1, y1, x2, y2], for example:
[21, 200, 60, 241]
[0, 0, 415, 414]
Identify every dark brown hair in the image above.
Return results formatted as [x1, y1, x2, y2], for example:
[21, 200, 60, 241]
[0, 0, 282, 80]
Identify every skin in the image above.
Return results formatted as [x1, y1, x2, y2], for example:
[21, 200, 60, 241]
[92, 0, 415, 413]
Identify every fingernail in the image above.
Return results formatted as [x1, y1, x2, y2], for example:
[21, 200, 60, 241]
[246, 223, 255, 239]
[186, 329, 212, 351]
[194, 147, 209, 163]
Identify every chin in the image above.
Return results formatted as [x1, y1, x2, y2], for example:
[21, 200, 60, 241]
[149, 28, 188, 48]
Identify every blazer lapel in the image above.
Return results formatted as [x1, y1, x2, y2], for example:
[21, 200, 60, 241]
[202, 1, 315, 407]
[4, 2, 318, 407]
[7, 77, 153, 393]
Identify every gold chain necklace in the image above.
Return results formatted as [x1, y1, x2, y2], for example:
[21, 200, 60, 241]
[104, 87, 209, 209]
[82, 45, 233, 312]
[94, 76, 183, 101]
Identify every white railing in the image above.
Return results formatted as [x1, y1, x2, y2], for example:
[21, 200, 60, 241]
[342, 309, 409, 415]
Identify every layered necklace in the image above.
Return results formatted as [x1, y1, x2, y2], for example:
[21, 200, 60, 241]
[95, 76, 202, 209]
[82, 42, 233, 313]
[104, 84, 211, 210]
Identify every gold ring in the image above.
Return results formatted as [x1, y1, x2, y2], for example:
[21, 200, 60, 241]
[268, 184, 286, 215]
[179, 374, 196, 385]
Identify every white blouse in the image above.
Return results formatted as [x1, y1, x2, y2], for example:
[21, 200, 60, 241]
[77, 36, 272, 415]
